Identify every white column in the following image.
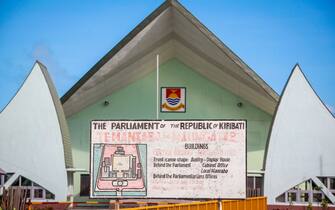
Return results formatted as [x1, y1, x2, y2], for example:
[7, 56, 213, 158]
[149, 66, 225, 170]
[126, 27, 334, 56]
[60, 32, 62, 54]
[156, 54, 160, 120]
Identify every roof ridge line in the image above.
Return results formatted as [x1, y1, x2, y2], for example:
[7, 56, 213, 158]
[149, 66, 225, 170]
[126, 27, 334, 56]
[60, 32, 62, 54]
[170, 0, 279, 101]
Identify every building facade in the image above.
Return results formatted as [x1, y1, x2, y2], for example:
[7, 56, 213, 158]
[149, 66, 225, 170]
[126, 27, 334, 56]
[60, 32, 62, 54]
[60, 0, 277, 202]
[1, 0, 334, 208]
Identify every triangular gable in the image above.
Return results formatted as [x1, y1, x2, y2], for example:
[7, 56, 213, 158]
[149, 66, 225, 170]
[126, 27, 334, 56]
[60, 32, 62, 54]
[61, 0, 278, 116]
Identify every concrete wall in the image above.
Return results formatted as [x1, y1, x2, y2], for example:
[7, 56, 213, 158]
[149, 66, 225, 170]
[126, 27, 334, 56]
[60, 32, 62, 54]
[67, 58, 272, 200]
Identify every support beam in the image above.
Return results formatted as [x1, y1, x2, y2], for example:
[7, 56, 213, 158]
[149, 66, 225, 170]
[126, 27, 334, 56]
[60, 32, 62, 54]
[312, 177, 335, 204]
[0, 173, 19, 195]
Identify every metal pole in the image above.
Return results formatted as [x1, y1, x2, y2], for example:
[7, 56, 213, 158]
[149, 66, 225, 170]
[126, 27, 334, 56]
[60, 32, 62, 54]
[156, 54, 160, 120]
[68, 172, 74, 208]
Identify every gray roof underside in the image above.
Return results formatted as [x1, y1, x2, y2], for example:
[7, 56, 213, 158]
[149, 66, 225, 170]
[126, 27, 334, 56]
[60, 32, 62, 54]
[38, 61, 73, 168]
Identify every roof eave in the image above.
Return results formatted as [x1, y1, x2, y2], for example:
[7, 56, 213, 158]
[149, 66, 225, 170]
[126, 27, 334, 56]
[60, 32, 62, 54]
[170, 0, 278, 102]
[61, 0, 279, 106]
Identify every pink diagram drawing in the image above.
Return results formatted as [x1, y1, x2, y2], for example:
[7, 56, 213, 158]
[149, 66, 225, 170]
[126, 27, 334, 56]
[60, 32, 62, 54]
[95, 144, 146, 196]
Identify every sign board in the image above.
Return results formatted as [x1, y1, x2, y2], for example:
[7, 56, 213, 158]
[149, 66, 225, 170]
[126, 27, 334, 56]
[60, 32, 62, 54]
[90, 120, 246, 199]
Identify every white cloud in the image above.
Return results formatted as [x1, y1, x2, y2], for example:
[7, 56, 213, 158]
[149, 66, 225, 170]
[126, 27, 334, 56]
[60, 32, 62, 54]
[30, 43, 76, 95]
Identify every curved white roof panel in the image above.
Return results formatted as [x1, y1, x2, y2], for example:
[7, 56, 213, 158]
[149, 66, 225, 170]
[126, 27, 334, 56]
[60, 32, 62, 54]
[264, 65, 335, 204]
[0, 62, 70, 201]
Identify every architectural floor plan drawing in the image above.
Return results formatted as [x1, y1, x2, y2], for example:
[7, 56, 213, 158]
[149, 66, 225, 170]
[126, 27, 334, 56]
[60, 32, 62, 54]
[94, 144, 147, 197]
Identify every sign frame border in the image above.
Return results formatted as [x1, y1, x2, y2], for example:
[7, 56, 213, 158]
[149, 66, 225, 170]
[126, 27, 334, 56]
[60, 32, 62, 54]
[89, 119, 247, 200]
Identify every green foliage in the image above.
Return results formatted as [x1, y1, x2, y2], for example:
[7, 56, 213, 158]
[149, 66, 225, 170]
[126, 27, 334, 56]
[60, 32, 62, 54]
[307, 202, 313, 210]
[321, 198, 328, 208]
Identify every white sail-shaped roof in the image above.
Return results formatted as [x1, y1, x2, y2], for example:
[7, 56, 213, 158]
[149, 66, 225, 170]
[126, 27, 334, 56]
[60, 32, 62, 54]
[264, 64, 335, 204]
[0, 62, 71, 201]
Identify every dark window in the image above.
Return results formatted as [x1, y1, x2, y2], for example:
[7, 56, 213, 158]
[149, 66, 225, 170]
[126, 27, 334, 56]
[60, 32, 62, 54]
[26, 189, 31, 198]
[34, 189, 43, 199]
[12, 177, 20, 186]
[0, 175, 4, 185]
[21, 176, 32, 186]
[247, 176, 263, 197]
[300, 193, 309, 202]
[330, 178, 335, 190]
[255, 177, 263, 195]
[276, 193, 285, 202]
[246, 177, 254, 197]
[319, 177, 327, 186]
[80, 174, 90, 196]
[288, 192, 297, 202]
[33, 182, 41, 187]
[313, 193, 322, 203]
[247, 177, 253, 187]
[45, 190, 55, 199]
[312, 182, 319, 190]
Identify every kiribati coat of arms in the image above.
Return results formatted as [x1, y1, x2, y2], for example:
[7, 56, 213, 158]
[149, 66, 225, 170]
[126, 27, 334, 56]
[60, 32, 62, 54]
[161, 87, 186, 112]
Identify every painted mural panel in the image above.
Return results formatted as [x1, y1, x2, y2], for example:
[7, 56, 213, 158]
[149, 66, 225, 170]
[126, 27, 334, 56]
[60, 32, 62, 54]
[90, 120, 246, 199]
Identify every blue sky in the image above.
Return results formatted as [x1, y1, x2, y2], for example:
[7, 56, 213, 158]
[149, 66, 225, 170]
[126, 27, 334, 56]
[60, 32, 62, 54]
[0, 0, 334, 112]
